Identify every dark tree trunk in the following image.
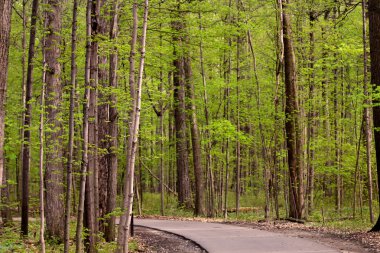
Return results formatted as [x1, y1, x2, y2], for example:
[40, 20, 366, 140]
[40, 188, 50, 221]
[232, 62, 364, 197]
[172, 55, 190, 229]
[84, 0, 101, 251]
[44, 0, 65, 241]
[104, 0, 119, 242]
[368, 0, 380, 232]
[172, 12, 191, 208]
[282, 0, 304, 220]
[21, 0, 39, 237]
[96, 0, 111, 236]
[184, 57, 205, 216]
[0, 0, 12, 203]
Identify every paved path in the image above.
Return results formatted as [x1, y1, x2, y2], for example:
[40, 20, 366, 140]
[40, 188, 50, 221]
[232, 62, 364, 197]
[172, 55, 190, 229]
[135, 219, 339, 253]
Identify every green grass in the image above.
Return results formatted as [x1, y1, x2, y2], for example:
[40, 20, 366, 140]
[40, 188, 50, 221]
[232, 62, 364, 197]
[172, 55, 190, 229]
[0, 220, 140, 253]
[138, 192, 378, 232]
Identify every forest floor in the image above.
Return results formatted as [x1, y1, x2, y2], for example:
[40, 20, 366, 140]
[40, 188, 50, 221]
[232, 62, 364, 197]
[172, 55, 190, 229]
[135, 215, 380, 253]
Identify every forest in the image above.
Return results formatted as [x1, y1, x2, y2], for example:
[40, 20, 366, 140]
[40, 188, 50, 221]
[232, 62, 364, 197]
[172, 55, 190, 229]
[1, 0, 380, 252]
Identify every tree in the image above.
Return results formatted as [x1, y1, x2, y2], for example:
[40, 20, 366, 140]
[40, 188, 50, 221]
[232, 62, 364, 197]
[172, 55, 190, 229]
[64, 0, 78, 251]
[172, 4, 191, 208]
[362, 0, 374, 224]
[184, 57, 205, 216]
[0, 0, 12, 202]
[281, 0, 304, 220]
[104, 0, 120, 242]
[117, 1, 149, 252]
[75, 0, 92, 251]
[368, 0, 380, 232]
[21, 0, 39, 236]
[44, 0, 65, 241]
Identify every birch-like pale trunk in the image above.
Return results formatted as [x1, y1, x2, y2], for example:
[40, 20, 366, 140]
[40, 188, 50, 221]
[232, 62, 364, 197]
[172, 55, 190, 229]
[117, 1, 148, 252]
[117, 1, 138, 248]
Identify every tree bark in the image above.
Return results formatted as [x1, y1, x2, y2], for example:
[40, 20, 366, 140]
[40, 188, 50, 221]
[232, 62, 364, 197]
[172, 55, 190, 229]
[75, 0, 92, 251]
[0, 0, 12, 202]
[368, 0, 380, 232]
[362, 0, 374, 224]
[21, 0, 39, 237]
[44, 0, 65, 241]
[117, 1, 138, 248]
[172, 9, 191, 208]
[39, 60, 46, 253]
[84, 0, 101, 250]
[184, 57, 205, 216]
[117, 1, 148, 252]
[64, 0, 78, 251]
[282, 0, 304, 220]
[104, 0, 119, 242]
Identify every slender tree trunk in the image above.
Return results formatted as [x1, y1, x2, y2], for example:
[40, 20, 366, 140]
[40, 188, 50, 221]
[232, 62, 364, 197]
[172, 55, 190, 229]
[235, 32, 241, 219]
[0, 0, 12, 202]
[117, 1, 137, 248]
[306, 12, 316, 215]
[18, 0, 27, 211]
[184, 57, 205, 216]
[75, 0, 92, 251]
[21, 0, 39, 237]
[274, 0, 284, 219]
[362, 0, 374, 224]
[281, 0, 304, 220]
[84, 0, 101, 250]
[199, 12, 214, 217]
[64, 0, 78, 251]
[368, 0, 380, 232]
[105, 0, 119, 242]
[117, 1, 148, 252]
[39, 61, 46, 253]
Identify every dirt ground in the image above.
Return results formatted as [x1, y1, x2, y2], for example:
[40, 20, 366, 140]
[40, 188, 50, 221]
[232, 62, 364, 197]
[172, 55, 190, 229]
[135, 216, 380, 253]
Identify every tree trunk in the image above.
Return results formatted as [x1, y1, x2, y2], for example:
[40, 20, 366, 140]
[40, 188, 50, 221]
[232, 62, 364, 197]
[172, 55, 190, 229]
[306, 12, 316, 216]
[104, 0, 119, 242]
[0, 0, 12, 202]
[97, 0, 111, 236]
[64, 0, 78, 251]
[117, 1, 148, 252]
[172, 11, 191, 208]
[368, 0, 380, 232]
[75, 0, 92, 251]
[184, 57, 205, 216]
[116, 1, 138, 248]
[84, 0, 101, 251]
[281, 0, 304, 220]
[362, 0, 374, 224]
[39, 60, 46, 253]
[21, 0, 39, 237]
[44, 0, 65, 241]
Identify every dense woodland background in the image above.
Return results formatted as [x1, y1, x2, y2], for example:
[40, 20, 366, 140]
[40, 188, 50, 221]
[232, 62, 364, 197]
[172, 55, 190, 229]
[1, 0, 380, 252]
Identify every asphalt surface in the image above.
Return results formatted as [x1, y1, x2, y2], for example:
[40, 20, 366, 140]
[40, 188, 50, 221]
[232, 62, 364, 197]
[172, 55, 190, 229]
[135, 219, 339, 253]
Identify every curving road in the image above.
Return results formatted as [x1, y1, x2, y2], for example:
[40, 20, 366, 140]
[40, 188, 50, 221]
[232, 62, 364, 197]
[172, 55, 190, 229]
[135, 219, 339, 253]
